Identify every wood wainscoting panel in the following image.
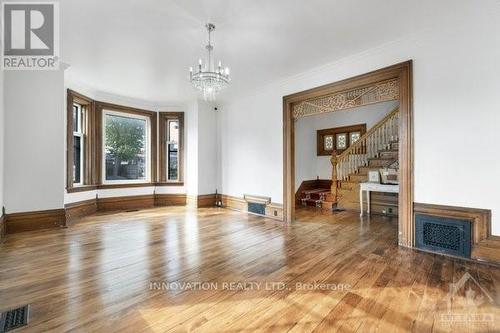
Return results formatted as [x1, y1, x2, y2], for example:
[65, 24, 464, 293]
[0, 214, 5, 242]
[6, 209, 66, 234]
[221, 194, 283, 221]
[414, 203, 491, 244]
[154, 194, 187, 206]
[97, 195, 155, 212]
[187, 194, 217, 208]
[65, 199, 98, 225]
[197, 194, 217, 208]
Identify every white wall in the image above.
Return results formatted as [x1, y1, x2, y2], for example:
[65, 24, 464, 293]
[185, 100, 199, 196]
[197, 100, 218, 195]
[219, 4, 500, 235]
[0, 68, 4, 215]
[295, 101, 398, 187]
[184, 99, 218, 196]
[5, 70, 66, 213]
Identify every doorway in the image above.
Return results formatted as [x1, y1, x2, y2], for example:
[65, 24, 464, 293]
[283, 61, 413, 247]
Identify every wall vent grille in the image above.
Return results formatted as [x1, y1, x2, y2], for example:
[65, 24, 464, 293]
[0, 304, 29, 332]
[415, 214, 471, 258]
[248, 202, 266, 216]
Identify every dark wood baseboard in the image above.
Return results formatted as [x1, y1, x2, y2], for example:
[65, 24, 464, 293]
[0, 214, 5, 242]
[6, 209, 66, 234]
[413, 202, 497, 265]
[187, 194, 217, 208]
[97, 194, 155, 212]
[413, 202, 491, 244]
[220, 194, 283, 221]
[155, 194, 187, 206]
[65, 199, 98, 225]
[197, 194, 217, 207]
[4, 193, 277, 235]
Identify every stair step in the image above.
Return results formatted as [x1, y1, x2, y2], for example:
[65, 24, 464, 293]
[349, 174, 368, 182]
[368, 158, 396, 167]
[379, 151, 398, 159]
[300, 198, 322, 208]
[321, 201, 337, 210]
[302, 188, 329, 195]
[339, 181, 359, 190]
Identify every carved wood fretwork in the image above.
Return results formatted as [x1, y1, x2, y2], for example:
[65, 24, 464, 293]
[292, 78, 399, 119]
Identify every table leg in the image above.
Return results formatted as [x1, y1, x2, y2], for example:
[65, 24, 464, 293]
[359, 189, 364, 216]
[367, 190, 371, 215]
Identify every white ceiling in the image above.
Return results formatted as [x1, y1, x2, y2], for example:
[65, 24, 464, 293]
[61, 0, 455, 104]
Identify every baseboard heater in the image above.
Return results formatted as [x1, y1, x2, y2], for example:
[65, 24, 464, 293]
[415, 214, 471, 258]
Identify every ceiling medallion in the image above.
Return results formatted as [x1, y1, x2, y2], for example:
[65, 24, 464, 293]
[189, 23, 230, 101]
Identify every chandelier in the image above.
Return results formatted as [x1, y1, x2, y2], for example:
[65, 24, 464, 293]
[189, 23, 230, 101]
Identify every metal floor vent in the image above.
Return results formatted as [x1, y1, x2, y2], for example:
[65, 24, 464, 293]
[248, 202, 266, 215]
[415, 214, 471, 258]
[0, 305, 29, 332]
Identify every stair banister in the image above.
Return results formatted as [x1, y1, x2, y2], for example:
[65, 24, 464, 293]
[331, 107, 400, 183]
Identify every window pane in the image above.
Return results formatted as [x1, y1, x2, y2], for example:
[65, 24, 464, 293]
[73, 135, 81, 183]
[336, 133, 347, 150]
[73, 105, 79, 132]
[168, 143, 178, 180]
[104, 113, 147, 181]
[169, 120, 179, 142]
[324, 135, 333, 150]
[350, 132, 361, 144]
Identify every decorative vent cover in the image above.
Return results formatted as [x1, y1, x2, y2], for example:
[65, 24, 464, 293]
[0, 304, 30, 332]
[248, 202, 266, 216]
[415, 214, 471, 258]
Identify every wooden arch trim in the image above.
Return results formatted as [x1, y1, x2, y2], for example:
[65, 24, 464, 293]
[283, 61, 414, 247]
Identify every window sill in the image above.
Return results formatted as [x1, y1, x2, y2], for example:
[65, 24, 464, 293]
[156, 182, 184, 187]
[67, 182, 184, 193]
[98, 183, 155, 189]
[66, 185, 98, 193]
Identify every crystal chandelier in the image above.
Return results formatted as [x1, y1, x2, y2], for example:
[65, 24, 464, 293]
[189, 23, 230, 101]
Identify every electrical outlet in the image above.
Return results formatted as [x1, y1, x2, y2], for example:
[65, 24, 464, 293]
[274, 210, 278, 217]
[388, 208, 393, 214]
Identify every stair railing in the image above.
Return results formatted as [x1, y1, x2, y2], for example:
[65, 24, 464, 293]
[331, 107, 400, 185]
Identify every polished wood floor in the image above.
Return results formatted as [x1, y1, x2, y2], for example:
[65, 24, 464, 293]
[0, 206, 498, 332]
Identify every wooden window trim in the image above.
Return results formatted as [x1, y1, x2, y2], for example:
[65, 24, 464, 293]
[95, 101, 158, 186]
[158, 112, 184, 184]
[317, 124, 366, 156]
[66, 89, 95, 192]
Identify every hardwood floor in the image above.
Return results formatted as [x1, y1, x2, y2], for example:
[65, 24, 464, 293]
[0, 206, 498, 332]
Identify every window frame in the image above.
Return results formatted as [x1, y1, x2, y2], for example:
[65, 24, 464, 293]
[72, 103, 84, 186]
[101, 109, 152, 185]
[158, 112, 184, 185]
[95, 101, 157, 188]
[66, 89, 95, 192]
[316, 123, 367, 156]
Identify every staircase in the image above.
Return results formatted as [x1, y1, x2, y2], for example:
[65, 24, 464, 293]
[331, 107, 400, 215]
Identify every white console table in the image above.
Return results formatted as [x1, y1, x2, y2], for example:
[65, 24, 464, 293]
[359, 182, 399, 216]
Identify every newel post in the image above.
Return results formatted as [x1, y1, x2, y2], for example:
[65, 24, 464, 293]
[330, 149, 338, 201]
